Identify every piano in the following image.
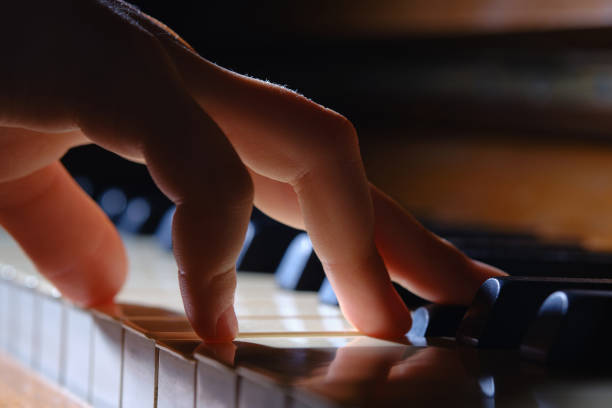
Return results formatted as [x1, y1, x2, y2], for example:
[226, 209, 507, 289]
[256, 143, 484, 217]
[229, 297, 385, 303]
[6, 1, 612, 407]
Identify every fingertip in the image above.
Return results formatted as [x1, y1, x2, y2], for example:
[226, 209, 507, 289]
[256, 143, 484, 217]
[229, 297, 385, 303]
[212, 305, 239, 342]
[339, 282, 413, 340]
[189, 304, 238, 343]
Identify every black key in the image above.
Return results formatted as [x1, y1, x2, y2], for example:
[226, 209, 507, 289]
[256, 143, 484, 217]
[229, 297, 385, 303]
[457, 276, 612, 348]
[97, 187, 127, 222]
[238, 210, 300, 273]
[408, 304, 467, 338]
[318, 278, 428, 309]
[117, 197, 152, 234]
[155, 206, 176, 250]
[73, 175, 95, 197]
[236, 221, 256, 267]
[318, 278, 338, 305]
[275, 233, 325, 291]
[521, 289, 612, 367]
[423, 219, 612, 280]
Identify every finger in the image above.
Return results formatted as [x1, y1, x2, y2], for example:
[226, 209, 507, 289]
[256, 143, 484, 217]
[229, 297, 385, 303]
[0, 162, 126, 305]
[136, 23, 410, 337]
[68, 15, 253, 341]
[135, 14, 496, 333]
[241, 172, 504, 305]
[0, 126, 86, 183]
[248, 170, 304, 229]
[146, 46, 409, 339]
[371, 185, 507, 305]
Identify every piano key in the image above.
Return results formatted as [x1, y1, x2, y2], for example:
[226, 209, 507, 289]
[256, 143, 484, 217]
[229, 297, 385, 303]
[155, 206, 176, 250]
[98, 187, 128, 222]
[8, 276, 39, 368]
[0, 270, 11, 351]
[234, 336, 409, 408]
[287, 398, 317, 408]
[5, 281, 20, 358]
[195, 343, 238, 408]
[521, 290, 612, 367]
[457, 276, 612, 348]
[235, 294, 341, 318]
[156, 340, 201, 408]
[38, 295, 66, 383]
[238, 376, 288, 408]
[237, 316, 356, 336]
[317, 278, 337, 306]
[73, 175, 95, 197]
[63, 305, 94, 402]
[408, 304, 467, 338]
[319, 277, 427, 310]
[237, 221, 256, 268]
[275, 233, 325, 291]
[239, 210, 301, 273]
[117, 197, 152, 234]
[121, 319, 198, 408]
[234, 340, 333, 408]
[91, 311, 124, 408]
[122, 327, 157, 408]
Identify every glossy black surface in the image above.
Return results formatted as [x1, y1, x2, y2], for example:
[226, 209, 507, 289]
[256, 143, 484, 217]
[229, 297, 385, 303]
[239, 210, 301, 273]
[408, 304, 467, 338]
[275, 233, 326, 291]
[521, 289, 612, 367]
[196, 336, 612, 408]
[457, 276, 612, 348]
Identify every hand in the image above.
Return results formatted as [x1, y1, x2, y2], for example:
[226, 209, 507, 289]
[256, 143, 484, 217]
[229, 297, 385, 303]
[0, 0, 504, 341]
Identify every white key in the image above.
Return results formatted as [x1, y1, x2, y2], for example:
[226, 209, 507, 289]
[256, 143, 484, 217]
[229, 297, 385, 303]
[6, 284, 21, 357]
[238, 376, 287, 408]
[38, 295, 65, 382]
[16, 288, 38, 367]
[122, 323, 197, 408]
[91, 313, 123, 408]
[64, 306, 93, 402]
[195, 348, 238, 408]
[0, 278, 9, 351]
[122, 328, 157, 408]
[156, 340, 199, 408]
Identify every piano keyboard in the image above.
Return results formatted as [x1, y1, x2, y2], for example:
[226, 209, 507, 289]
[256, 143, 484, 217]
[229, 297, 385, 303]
[5, 176, 612, 408]
[4, 227, 612, 408]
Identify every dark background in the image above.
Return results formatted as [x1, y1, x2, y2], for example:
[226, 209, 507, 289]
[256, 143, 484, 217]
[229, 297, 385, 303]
[62, 1, 612, 222]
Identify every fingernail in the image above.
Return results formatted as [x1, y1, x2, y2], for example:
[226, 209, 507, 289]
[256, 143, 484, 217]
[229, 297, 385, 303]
[207, 305, 238, 343]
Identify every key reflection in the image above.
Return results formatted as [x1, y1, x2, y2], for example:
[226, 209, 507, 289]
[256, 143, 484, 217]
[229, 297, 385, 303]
[199, 338, 490, 407]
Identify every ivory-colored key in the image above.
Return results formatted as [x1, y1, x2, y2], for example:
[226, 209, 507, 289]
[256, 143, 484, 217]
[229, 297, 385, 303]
[195, 343, 238, 408]
[11, 284, 37, 367]
[38, 295, 65, 383]
[237, 317, 356, 336]
[238, 376, 288, 408]
[0, 274, 10, 351]
[122, 327, 157, 408]
[156, 340, 201, 408]
[63, 305, 94, 402]
[121, 318, 199, 408]
[234, 296, 340, 318]
[91, 311, 124, 408]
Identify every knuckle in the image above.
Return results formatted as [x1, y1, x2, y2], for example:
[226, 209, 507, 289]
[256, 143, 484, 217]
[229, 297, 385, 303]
[309, 110, 359, 161]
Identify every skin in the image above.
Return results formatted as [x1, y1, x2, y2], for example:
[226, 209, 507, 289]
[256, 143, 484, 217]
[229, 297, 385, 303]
[0, 0, 505, 341]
